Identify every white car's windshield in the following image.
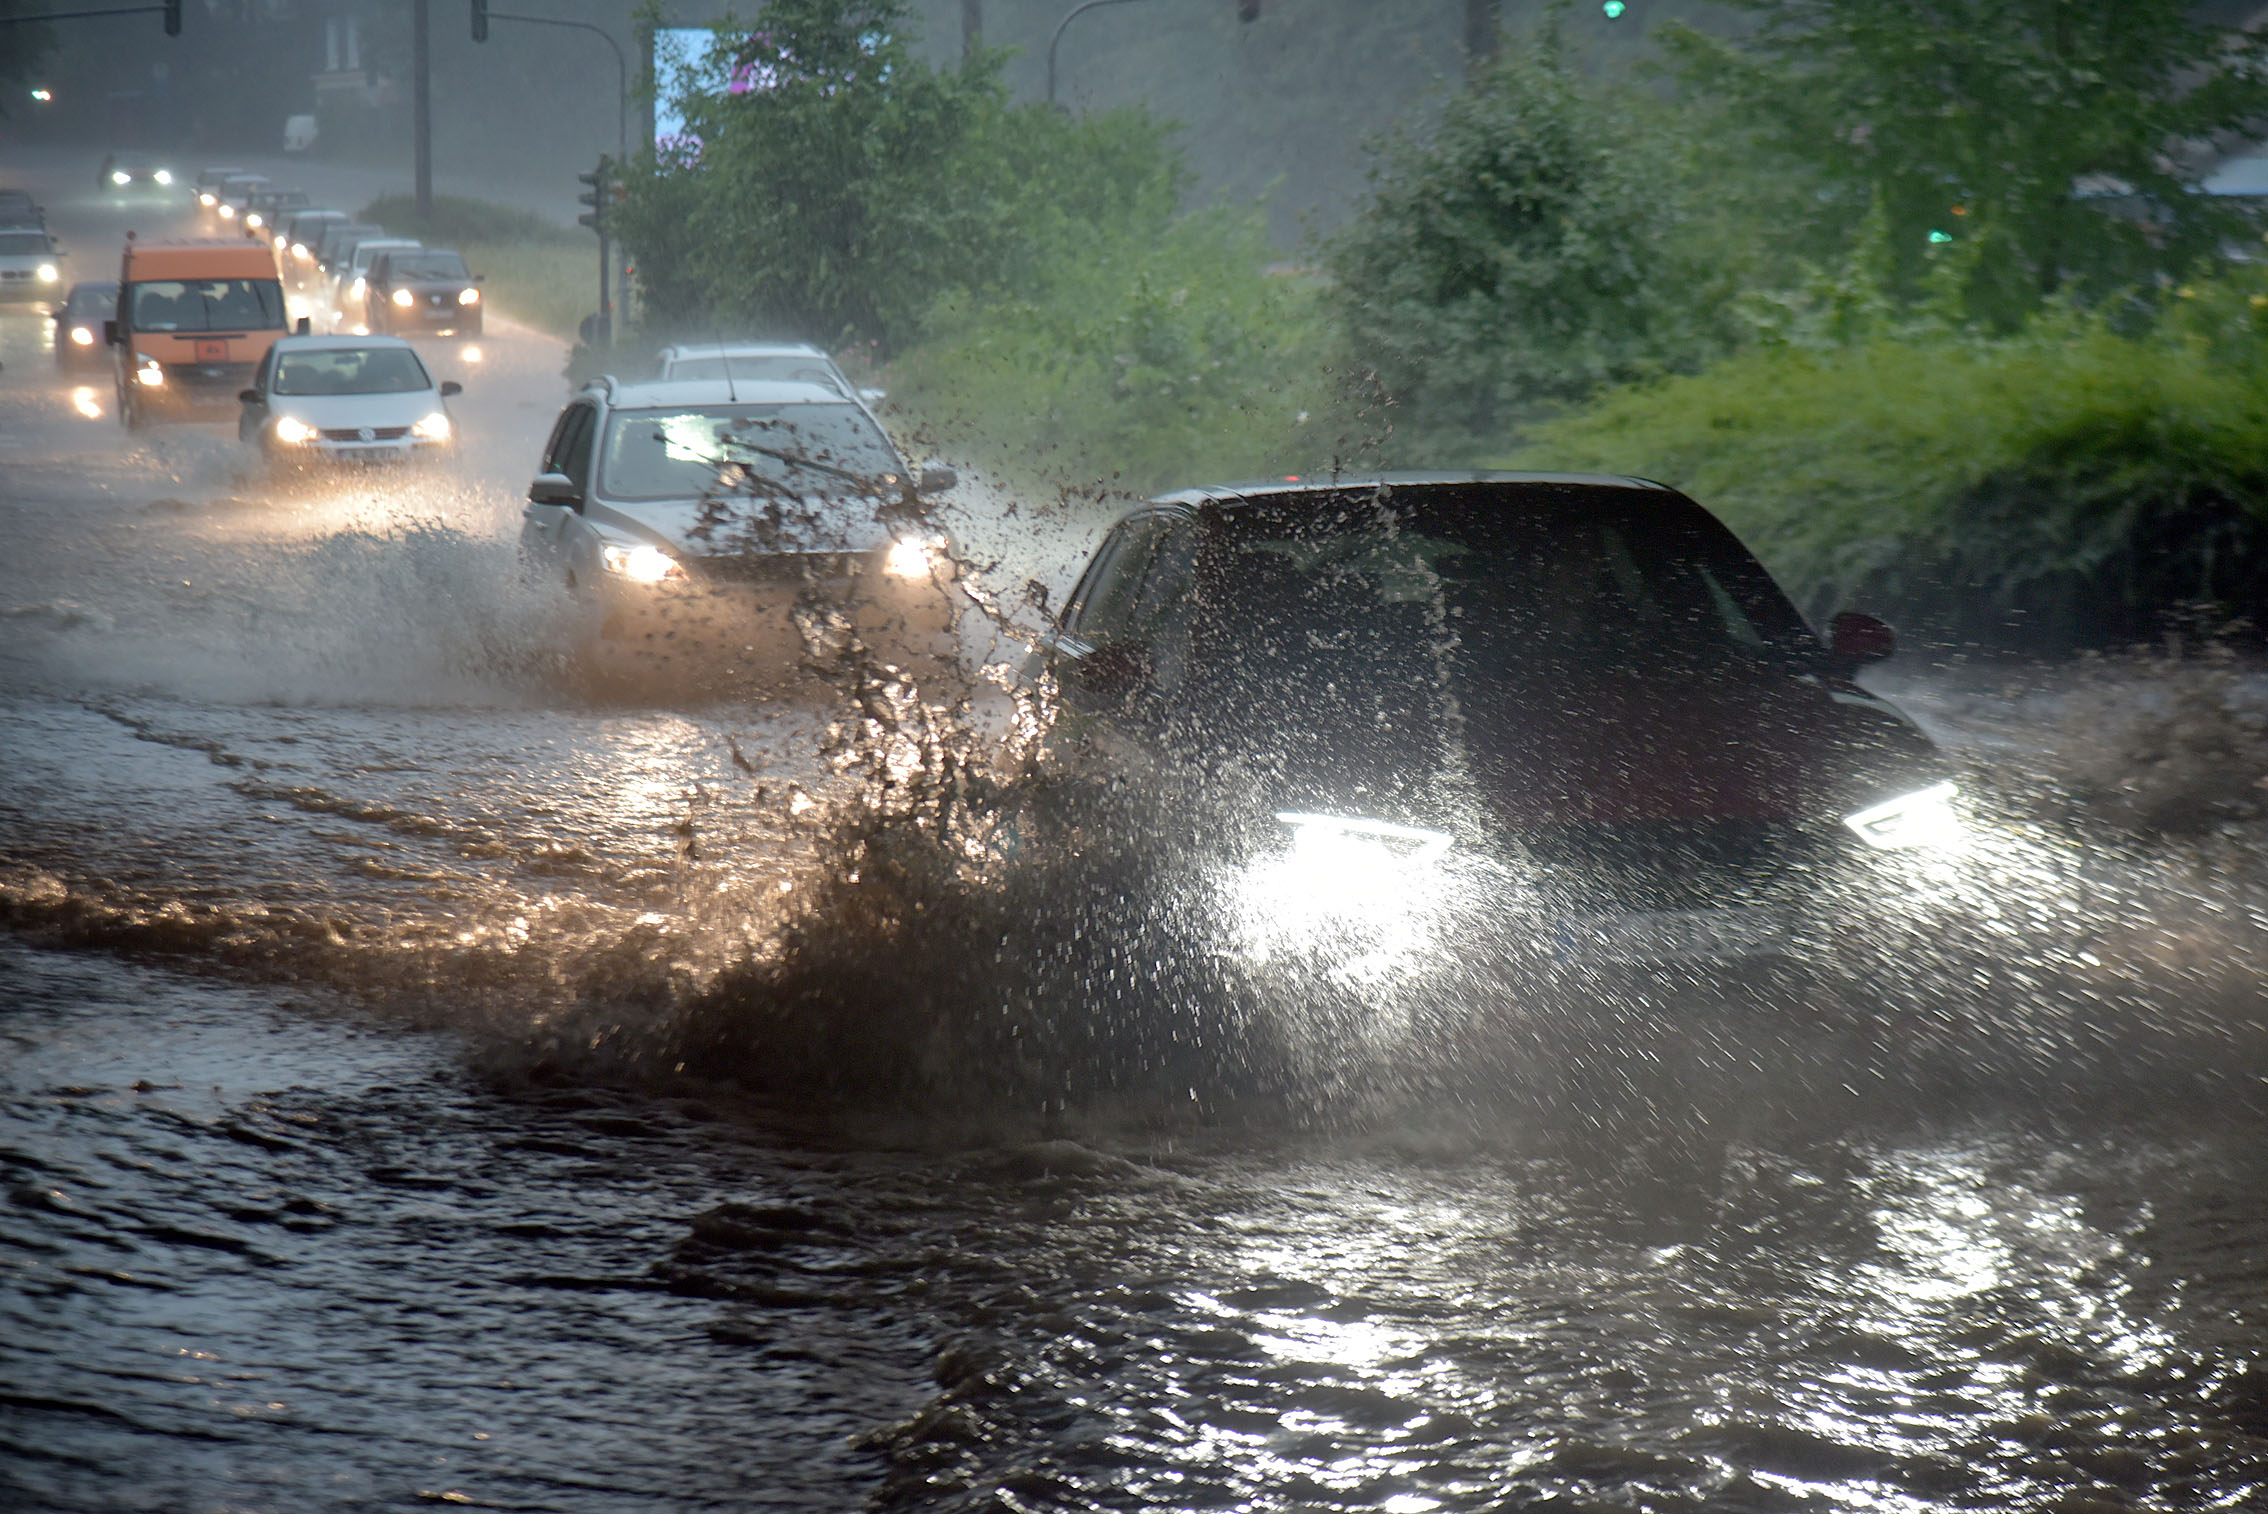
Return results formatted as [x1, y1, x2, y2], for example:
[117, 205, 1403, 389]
[599, 403, 900, 501]
[273, 347, 433, 396]
[0, 232, 53, 256]
[129, 279, 286, 333]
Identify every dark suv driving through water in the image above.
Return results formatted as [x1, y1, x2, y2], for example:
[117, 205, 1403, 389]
[1023, 473, 1961, 993]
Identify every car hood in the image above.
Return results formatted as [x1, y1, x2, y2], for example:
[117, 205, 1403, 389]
[270, 392, 444, 427]
[586, 494, 907, 558]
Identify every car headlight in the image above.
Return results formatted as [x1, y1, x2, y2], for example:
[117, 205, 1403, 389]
[134, 360, 164, 387]
[884, 535, 947, 579]
[271, 415, 314, 444]
[68, 324, 93, 346]
[218, 203, 234, 219]
[153, 169, 172, 185]
[246, 212, 263, 229]
[291, 243, 309, 260]
[392, 288, 415, 308]
[111, 170, 130, 186]
[36, 263, 57, 283]
[457, 286, 480, 306]
[601, 542, 685, 584]
[350, 277, 365, 299]
[199, 192, 216, 206]
[410, 411, 451, 441]
[1843, 781, 1963, 850]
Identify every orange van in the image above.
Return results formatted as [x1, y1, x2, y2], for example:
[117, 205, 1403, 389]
[110, 235, 291, 429]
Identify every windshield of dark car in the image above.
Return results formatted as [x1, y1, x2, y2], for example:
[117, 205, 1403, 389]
[273, 347, 433, 396]
[0, 231, 52, 256]
[66, 286, 115, 319]
[128, 279, 286, 332]
[599, 403, 901, 501]
[385, 253, 469, 281]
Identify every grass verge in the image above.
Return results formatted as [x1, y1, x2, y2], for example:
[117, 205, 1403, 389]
[358, 193, 597, 343]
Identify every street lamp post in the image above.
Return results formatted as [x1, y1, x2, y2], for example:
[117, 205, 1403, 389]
[1046, 0, 1160, 108]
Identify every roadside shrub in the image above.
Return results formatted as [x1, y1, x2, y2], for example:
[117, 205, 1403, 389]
[358, 193, 577, 249]
[1509, 292, 2268, 649]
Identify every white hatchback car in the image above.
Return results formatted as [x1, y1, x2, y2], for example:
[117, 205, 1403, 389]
[237, 334, 460, 466]
[653, 341, 882, 403]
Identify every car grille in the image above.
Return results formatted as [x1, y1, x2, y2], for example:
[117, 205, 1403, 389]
[698, 551, 864, 586]
[319, 426, 410, 441]
[1508, 820, 1849, 913]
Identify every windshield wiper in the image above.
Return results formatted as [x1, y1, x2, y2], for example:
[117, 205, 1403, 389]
[717, 434, 872, 486]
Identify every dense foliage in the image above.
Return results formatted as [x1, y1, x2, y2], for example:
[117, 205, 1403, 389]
[1322, 41, 1737, 462]
[1660, 0, 2268, 331]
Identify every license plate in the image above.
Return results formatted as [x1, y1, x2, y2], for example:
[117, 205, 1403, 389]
[336, 447, 398, 463]
[195, 340, 228, 362]
[1548, 908, 1799, 966]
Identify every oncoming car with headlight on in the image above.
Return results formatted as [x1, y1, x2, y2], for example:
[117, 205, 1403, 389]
[1023, 474, 1962, 1001]
[236, 334, 460, 467]
[0, 225, 63, 302]
[518, 376, 962, 688]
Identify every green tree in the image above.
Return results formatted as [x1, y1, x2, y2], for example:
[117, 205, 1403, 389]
[617, 0, 1180, 354]
[1662, 0, 2268, 331]
[1322, 39, 1732, 462]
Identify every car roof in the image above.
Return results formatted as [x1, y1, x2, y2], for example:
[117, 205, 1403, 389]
[660, 341, 830, 360]
[1146, 471, 1675, 511]
[375, 246, 462, 261]
[595, 377, 861, 409]
[271, 333, 423, 354]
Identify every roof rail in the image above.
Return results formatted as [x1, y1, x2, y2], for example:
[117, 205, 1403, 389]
[579, 373, 621, 400]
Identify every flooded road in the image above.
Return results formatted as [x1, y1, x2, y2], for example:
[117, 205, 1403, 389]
[5, 152, 2268, 1513]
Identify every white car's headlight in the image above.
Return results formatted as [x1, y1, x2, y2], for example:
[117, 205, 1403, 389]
[272, 415, 315, 444]
[36, 263, 57, 283]
[68, 324, 94, 346]
[153, 169, 172, 185]
[392, 288, 415, 308]
[410, 411, 451, 441]
[111, 170, 130, 186]
[457, 286, 480, 305]
[350, 277, 365, 299]
[134, 360, 164, 387]
[884, 535, 947, 579]
[1843, 781, 1963, 850]
[601, 542, 685, 584]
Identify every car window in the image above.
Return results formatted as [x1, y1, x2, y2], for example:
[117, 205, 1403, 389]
[546, 405, 597, 491]
[1069, 517, 1170, 643]
[66, 286, 116, 320]
[663, 356, 842, 390]
[128, 279, 286, 333]
[383, 253, 469, 281]
[0, 231, 52, 256]
[596, 403, 901, 502]
[252, 347, 275, 390]
[272, 347, 432, 396]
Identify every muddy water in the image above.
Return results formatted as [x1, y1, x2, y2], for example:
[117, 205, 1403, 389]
[7, 159, 2268, 1513]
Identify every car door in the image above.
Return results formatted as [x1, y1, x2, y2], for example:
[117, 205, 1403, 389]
[521, 402, 598, 576]
[237, 345, 277, 443]
[1049, 514, 1193, 766]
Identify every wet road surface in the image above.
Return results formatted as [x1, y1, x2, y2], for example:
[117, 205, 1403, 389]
[5, 150, 2268, 1513]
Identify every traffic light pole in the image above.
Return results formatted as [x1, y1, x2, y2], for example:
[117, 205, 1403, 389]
[413, 0, 432, 219]
[1, 2, 181, 29]
[1046, 0, 1258, 107]
[576, 160, 614, 348]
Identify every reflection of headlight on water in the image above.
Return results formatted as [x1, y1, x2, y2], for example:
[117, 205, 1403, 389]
[1844, 782, 1964, 851]
[1232, 813, 1457, 982]
[459, 344, 483, 364]
[71, 387, 102, 419]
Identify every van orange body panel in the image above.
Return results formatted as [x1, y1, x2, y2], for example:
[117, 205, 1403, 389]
[117, 238, 289, 423]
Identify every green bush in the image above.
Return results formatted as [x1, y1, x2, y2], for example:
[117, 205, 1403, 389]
[1508, 290, 2268, 647]
[887, 207, 1336, 496]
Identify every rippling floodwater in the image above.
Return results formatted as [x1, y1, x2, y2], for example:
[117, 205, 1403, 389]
[7, 160, 2268, 1513]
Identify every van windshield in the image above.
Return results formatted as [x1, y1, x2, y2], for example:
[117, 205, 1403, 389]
[129, 279, 285, 333]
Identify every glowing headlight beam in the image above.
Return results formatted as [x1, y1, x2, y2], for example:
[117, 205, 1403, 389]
[884, 537, 944, 579]
[600, 542, 684, 584]
[410, 411, 451, 441]
[271, 415, 314, 444]
[1276, 812, 1453, 863]
[1844, 781, 1963, 850]
[153, 169, 172, 185]
[36, 263, 57, 283]
[68, 325, 94, 346]
[457, 286, 480, 306]
[110, 171, 130, 186]
[392, 288, 415, 308]
[134, 361, 164, 388]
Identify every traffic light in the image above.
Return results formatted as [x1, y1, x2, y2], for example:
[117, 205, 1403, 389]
[576, 161, 611, 234]
[1602, 1, 1625, 16]
[471, 0, 489, 44]
[1238, 0, 1260, 20]
[163, 0, 181, 35]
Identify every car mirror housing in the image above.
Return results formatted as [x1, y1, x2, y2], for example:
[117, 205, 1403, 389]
[528, 472, 582, 508]
[438, 381, 462, 398]
[918, 464, 958, 494]
[295, 316, 311, 335]
[103, 319, 119, 346]
[237, 388, 261, 404]
[1829, 611, 1896, 669]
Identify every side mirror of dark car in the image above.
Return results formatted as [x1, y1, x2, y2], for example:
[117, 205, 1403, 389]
[295, 316, 311, 335]
[1071, 641, 1153, 707]
[438, 380, 462, 397]
[918, 464, 958, 494]
[528, 471, 582, 508]
[473, 273, 485, 282]
[1829, 611, 1896, 670]
[103, 319, 119, 345]
[237, 388, 261, 404]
